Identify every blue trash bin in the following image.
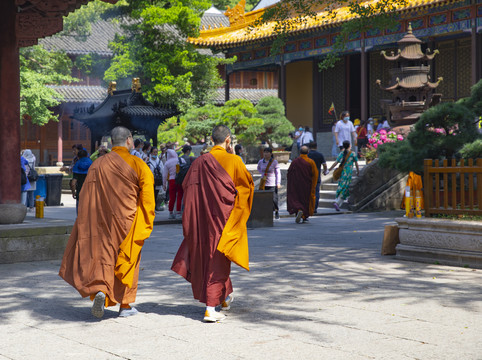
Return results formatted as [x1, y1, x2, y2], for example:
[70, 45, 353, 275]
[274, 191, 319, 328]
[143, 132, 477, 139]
[34, 175, 47, 199]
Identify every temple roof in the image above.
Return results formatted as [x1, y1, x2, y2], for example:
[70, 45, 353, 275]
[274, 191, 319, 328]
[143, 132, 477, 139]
[47, 85, 107, 103]
[47, 84, 277, 105]
[377, 76, 443, 91]
[381, 23, 439, 61]
[190, 0, 452, 48]
[40, 21, 119, 56]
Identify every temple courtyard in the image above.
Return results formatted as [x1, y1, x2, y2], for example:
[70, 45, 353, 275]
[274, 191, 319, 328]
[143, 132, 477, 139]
[0, 196, 481, 359]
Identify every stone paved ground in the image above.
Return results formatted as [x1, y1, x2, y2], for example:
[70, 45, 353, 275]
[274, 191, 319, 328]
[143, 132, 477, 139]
[0, 208, 481, 360]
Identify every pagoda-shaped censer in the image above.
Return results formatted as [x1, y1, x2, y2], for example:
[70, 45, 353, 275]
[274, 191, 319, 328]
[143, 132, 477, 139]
[377, 23, 443, 126]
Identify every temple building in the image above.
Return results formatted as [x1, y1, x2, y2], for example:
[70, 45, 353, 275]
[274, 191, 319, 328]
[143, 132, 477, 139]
[190, 0, 482, 155]
[21, 7, 278, 165]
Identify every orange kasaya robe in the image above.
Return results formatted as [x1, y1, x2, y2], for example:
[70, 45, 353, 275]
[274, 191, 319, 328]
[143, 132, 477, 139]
[59, 146, 155, 307]
[287, 154, 318, 218]
[401, 171, 424, 210]
[171, 146, 254, 306]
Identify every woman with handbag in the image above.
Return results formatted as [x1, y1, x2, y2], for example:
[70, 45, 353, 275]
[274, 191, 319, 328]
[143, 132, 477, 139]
[257, 147, 281, 219]
[327, 140, 359, 211]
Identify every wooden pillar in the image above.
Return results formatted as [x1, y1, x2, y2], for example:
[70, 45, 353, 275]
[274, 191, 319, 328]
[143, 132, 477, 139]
[345, 55, 350, 111]
[0, 0, 20, 205]
[360, 40, 368, 122]
[225, 66, 230, 102]
[279, 57, 287, 109]
[312, 59, 321, 134]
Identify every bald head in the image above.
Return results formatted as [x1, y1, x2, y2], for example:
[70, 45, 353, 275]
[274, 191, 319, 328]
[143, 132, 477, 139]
[111, 126, 132, 148]
[212, 125, 231, 145]
[300, 145, 309, 154]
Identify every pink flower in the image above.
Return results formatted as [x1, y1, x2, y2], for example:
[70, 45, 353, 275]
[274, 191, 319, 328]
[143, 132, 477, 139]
[377, 140, 383, 145]
[397, 135, 404, 141]
[380, 135, 387, 141]
[373, 143, 378, 149]
[379, 129, 387, 135]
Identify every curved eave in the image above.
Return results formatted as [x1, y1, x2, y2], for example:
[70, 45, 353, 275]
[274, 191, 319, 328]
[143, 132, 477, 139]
[189, 0, 456, 49]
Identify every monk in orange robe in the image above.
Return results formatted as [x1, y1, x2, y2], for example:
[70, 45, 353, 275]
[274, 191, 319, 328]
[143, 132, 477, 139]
[59, 126, 155, 319]
[287, 145, 319, 223]
[171, 125, 254, 322]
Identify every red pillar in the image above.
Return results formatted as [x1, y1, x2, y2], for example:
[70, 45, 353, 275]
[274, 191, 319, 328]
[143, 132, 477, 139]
[0, 0, 21, 205]
[360, 41, 368, 122]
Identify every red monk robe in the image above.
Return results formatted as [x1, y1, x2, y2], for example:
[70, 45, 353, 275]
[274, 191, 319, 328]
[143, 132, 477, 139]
[171, 146, 254, 306]
[59, 146, 155, 307]
[287, 154, 318, 218]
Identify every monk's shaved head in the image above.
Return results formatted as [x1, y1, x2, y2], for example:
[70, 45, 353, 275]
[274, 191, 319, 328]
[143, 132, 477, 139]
[111, 126, 132, 147]
[212, 125, 231, 145]
[300, 145, 309, 154]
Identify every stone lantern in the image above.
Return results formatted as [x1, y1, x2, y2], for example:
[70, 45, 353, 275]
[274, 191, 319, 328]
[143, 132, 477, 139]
[377, 23, 443, 127]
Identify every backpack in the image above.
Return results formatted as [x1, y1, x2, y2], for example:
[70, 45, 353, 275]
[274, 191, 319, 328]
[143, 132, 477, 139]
[21, 166, 27, 186]
[175, 157, 190, 185]
[153, 162, 163, 187]
[27, 164, 39, 182]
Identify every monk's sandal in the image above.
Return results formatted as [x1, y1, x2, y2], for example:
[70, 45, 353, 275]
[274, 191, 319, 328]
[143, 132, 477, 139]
[295, 210, 303, 223]
[118, 306, 139, 317]
[91, 292, 105, 319]
[203, 309, 226, 323]
[221, 294, 234, 311]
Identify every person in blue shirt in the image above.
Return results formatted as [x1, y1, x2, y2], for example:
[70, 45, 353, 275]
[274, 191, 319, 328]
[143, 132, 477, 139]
[71, 149, 93, 214]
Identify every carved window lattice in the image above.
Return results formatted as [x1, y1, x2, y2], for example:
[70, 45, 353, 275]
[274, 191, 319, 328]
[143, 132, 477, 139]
[436, 40, 455, 101]
[369, 50, 394, 116]
[322, 58, 345, 126]
[456, 39, 471, 99]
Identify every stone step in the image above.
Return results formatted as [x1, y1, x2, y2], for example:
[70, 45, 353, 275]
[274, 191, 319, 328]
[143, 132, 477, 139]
[319, 190, 336, 197]
[321, 183, 338, 191]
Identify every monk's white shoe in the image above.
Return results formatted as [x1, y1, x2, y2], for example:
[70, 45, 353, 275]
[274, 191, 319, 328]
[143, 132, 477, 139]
[203, 309, 226, 323]
[91, 292, 105, 319]
[221, 294, 234, 311]
[295, 210, 303, 224]
[118, 306, 139, 317]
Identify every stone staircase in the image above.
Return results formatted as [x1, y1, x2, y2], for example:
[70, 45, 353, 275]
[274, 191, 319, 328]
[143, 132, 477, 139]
[317, 161, 366, 210]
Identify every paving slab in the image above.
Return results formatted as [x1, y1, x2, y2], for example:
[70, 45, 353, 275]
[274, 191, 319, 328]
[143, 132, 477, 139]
[0, 197, 481, 359]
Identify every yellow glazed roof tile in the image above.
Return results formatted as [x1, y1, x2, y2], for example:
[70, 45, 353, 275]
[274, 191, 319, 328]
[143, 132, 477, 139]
[189, 0, 454, 47]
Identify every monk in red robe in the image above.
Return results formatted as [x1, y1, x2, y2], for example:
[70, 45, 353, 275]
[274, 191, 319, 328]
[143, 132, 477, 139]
[287, 145, 319, 223]
[172, 125, 254, 322]
[59, 126, 155, 319]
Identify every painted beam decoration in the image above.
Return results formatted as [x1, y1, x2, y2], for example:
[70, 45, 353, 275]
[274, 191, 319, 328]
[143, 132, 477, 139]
[189, 0, 482, 71]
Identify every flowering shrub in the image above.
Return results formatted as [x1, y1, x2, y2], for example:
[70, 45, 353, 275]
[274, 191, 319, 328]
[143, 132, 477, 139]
[368, 129, 404, 149]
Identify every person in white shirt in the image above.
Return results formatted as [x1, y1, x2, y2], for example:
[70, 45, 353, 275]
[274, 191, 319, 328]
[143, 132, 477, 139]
[300, 126, 314, 145]
[294, 126, 304, 150]
[334, 111, 357, 150]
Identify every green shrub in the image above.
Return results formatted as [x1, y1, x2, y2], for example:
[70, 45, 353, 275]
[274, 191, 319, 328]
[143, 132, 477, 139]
[459, 139, 482, 159]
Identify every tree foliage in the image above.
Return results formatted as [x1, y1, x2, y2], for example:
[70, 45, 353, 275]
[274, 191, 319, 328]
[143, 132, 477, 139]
[255, 0, 407, 70]
[378, 102, 479, 173]
[212, 0, 258, 12]
[157, 116, 188, 145]
[161, 99, 266, 145]
[255, 96, 294, 146]
[20, 45, 77, 126]
[103, 0, 228, 111]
